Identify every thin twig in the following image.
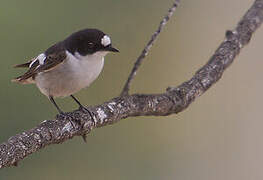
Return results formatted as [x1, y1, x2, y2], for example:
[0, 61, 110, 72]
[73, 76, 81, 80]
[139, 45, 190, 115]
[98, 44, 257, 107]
[120, 0, 180, 96]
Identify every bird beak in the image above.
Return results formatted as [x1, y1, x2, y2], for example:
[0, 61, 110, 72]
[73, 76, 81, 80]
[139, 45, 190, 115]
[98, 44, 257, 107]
[105, 45, 119, 53]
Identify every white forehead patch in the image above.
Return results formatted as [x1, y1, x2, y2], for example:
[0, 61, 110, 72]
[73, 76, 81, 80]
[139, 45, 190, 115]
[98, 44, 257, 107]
[101, 35, 111, 47]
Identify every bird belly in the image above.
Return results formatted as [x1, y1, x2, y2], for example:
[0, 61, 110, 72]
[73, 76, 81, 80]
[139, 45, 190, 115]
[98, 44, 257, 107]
[35, 57, 104, 97]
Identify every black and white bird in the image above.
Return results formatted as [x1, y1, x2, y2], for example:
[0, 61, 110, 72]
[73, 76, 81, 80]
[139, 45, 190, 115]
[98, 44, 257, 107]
[13, 28, 119, 114]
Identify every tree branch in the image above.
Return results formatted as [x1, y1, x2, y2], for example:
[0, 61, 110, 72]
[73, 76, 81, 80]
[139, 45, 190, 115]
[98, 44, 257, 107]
[121, 0, 180, 96]
[1, 0, 263, 169]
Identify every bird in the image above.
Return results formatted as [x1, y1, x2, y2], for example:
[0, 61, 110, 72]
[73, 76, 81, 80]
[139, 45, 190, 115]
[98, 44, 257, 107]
[12, 28, 119, 115]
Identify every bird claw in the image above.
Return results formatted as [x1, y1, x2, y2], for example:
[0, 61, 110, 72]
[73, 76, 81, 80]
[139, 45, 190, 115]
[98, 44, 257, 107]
[78, 106, 96, 143]
[56, 111, 68, 120]
[79, 106, 94, 119]
[56, 106, 94, 143]
[56, 112, 77, 129]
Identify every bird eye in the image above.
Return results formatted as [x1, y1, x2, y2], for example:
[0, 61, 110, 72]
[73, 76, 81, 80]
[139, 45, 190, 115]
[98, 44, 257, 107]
[87, 42, 94, 48]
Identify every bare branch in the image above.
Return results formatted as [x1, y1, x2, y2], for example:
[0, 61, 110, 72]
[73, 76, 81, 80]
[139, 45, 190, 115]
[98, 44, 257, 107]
[120, 0, 180, 96]
[1, 0, 263, 169]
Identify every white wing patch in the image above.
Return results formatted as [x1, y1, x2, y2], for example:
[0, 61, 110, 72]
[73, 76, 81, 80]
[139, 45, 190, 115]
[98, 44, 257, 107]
[30, 53, 46, 67]
[29, 59, 38, 68]
[37, 53, 46, 65]
[101, 35, 111, 47]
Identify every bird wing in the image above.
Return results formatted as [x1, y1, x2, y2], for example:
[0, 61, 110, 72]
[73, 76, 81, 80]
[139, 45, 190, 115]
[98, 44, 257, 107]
[12, 50, 67, 83]
[13, 60, 33, 68]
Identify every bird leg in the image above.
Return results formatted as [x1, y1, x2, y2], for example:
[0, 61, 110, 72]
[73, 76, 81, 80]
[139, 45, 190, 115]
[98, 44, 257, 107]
[49, 96, 77, 129]
[70, 95, 95, 142]
[49, 96, 64, 114]
[70, 95, 94, 117]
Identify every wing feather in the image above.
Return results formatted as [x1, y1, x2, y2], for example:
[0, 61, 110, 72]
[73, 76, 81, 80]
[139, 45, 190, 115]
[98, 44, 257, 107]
[12, 50, 67, 84]
[13, 57, 36, 68]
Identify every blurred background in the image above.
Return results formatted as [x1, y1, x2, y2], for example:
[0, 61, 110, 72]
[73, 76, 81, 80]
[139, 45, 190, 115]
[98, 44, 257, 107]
[0, 0, 262, 179]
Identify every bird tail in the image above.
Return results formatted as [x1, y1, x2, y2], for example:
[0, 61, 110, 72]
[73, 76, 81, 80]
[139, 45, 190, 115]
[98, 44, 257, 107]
[11, 76, 34, 84]
[12, 59, 35, 84]
[13, 62, 31, 68]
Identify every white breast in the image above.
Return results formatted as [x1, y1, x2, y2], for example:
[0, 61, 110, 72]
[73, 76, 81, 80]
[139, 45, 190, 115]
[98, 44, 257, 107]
[35, 51, 107, 97]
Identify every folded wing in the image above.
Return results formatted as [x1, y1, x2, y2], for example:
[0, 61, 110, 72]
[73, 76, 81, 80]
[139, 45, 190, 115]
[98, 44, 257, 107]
[12, 50, 67, 84]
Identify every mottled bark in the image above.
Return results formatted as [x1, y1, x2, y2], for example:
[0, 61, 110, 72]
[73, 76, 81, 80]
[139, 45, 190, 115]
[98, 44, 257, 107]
[1, 0, 263, 169]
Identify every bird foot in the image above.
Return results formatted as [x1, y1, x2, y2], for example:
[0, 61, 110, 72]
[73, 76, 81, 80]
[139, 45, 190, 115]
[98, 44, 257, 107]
[56, 111, 69, 119]
[78, 106, 96, 143]
[79, 105, 94, 119]
[56, 112, 77, 129]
